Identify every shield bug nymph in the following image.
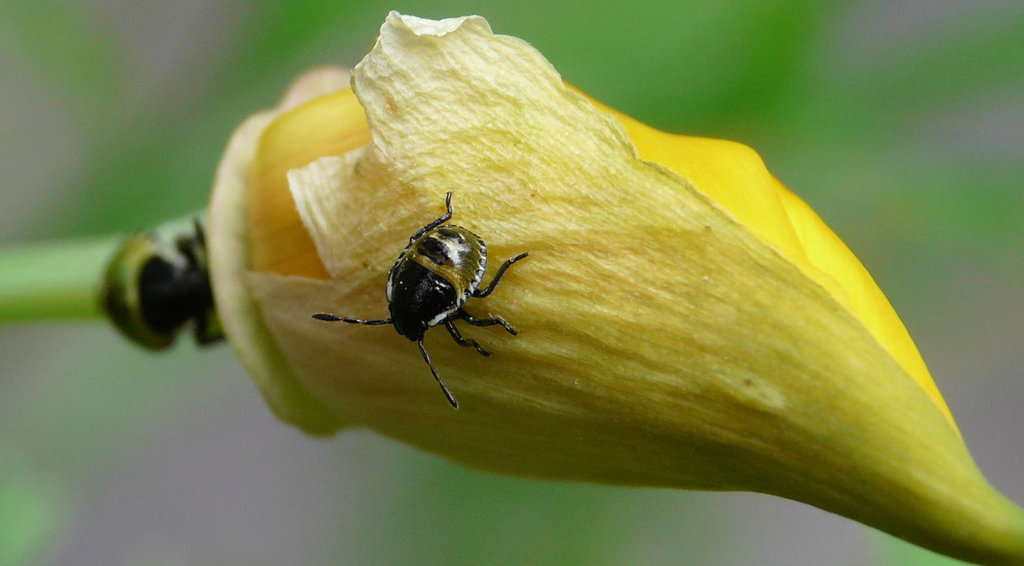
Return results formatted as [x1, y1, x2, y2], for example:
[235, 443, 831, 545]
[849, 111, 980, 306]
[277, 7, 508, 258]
[100, 218, 223, 350]
[313, 192, 528, 409]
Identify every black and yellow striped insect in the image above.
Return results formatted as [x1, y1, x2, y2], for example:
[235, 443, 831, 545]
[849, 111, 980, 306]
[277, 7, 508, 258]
[100, 218, 223, 350]
[313, 192, 528, 409]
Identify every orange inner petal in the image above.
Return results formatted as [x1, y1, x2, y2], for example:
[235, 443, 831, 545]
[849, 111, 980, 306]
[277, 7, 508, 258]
[250, 90, 370, 280]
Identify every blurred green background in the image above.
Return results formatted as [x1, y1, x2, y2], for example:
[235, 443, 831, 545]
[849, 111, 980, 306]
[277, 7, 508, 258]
[2, 2, 1022, 565]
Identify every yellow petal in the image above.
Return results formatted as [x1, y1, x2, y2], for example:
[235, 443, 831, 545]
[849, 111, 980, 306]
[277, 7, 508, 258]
[207, 13, 1024, 563]
[606, 105, 952, 428]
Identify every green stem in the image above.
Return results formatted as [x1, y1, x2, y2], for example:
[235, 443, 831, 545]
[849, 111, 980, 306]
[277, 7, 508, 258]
[0, 235, 121, 321]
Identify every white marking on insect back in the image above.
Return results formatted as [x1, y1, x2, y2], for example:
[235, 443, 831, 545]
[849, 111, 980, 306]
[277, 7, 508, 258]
[427, 307, 457, 327]
[441, 233, 462, 260]
[474, 237, 487, 290]
[428, 276, 459, 326]
[386, 252, 403, 302]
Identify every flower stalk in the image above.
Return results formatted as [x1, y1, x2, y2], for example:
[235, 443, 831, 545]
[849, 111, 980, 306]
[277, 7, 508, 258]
[0, 236, 119, 321]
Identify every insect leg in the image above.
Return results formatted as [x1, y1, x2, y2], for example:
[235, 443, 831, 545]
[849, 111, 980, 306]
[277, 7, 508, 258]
[408, 191, 454, 244]
[312, 313, 392, 325]
[473, 252, 529, 298]
[418, 339, 459, 409]
[444, 320, 490, 357]
[172, 218, 208, 266]
[193, 311, 224, 345]
[175, 238, 198, 266]
[192, 217, 207, 247]
[456, 309, 517, 335]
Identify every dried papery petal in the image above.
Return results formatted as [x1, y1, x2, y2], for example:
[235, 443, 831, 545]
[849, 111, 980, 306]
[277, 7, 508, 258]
[208, 13, 1024, 563]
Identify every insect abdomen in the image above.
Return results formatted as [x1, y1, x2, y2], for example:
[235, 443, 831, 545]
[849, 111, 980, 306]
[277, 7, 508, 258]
[408, 226, 485, 301]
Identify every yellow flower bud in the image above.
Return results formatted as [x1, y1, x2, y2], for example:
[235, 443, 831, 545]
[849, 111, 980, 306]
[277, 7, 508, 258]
[206, 13, 1024, 563]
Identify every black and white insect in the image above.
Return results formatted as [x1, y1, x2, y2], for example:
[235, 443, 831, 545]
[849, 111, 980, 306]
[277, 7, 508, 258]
[100, 218, 223, 350]
[312, 192, 528, 409]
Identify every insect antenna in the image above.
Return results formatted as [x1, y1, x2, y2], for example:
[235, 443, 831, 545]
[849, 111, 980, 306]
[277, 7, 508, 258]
[312, 313, 392, 325]
[417, 339, 459, 409]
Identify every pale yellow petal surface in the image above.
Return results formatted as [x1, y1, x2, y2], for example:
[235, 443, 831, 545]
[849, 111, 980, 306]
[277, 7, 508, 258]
[249, 67, 953, 432]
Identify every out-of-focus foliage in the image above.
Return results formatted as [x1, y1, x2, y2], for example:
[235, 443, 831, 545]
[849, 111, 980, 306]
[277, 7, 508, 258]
[1, 2, 1021, 565]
